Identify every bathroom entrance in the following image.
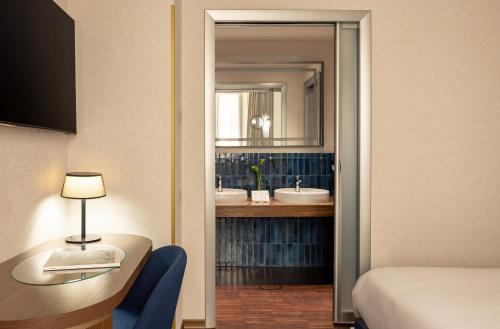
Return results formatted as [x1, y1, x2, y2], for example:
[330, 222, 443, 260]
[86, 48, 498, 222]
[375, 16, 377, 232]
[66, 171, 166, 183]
[214, 23, 335, 328]
[204, 10, 372, 329]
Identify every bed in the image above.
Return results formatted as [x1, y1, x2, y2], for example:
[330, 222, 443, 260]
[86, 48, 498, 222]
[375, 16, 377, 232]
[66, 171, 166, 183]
[352, 267, 500, 329]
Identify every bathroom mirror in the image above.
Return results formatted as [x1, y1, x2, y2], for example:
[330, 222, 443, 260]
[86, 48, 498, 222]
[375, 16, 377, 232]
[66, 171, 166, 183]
[215, 62, 323, 147]
[214, 24, 335, 148]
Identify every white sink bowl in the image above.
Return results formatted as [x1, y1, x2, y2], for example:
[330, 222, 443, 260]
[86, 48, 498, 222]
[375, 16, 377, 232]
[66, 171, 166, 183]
[215, 188, 248, 204]
[274, 188, 330, 204]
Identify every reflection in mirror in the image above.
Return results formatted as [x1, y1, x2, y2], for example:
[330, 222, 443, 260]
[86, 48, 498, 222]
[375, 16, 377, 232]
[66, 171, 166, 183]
[215, 81, 286, 147]
[215, 63, 323, 147]
[250, 115, 265, 129]
[215, 24, 335, 149]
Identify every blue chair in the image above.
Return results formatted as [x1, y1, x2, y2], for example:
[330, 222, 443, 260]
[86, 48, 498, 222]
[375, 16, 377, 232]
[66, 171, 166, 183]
[113, 245, 187, 329]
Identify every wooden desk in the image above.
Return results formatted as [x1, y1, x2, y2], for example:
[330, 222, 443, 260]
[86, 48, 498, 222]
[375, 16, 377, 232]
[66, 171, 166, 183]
[0, 234, 152, 329]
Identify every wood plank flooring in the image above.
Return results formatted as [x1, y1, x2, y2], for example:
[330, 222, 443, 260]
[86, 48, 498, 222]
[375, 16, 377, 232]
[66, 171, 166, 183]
[216, 285, 334, 329]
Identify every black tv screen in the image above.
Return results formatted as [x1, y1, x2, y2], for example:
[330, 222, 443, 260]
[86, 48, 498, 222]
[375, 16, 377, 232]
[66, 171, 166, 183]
[0, 0, 76, 133]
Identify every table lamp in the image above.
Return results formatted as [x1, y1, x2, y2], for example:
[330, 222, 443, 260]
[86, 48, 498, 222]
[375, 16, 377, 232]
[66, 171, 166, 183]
[61, 172, 106, 243]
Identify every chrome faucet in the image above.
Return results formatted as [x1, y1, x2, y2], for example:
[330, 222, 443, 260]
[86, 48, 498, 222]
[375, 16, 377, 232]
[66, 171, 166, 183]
[217, 175, 223, 192]
[295, 175, 302, 192]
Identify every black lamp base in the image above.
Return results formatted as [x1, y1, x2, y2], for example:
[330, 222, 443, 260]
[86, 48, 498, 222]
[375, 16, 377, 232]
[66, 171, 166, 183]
[65, 234, 101, 244]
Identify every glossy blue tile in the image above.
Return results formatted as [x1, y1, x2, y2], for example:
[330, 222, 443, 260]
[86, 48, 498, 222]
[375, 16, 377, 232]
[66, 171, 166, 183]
[271, 244, 278, 265]
[258, 244, 265, 266]
[302, 221, 308, 244]
[241, 243, 247, 265]
[298, 220, 305, 243]
[294, 219, 300, 243]
[280, 222, 286, 243]
[286, 221, 293, 244]
[215, 152, 334, 268]
[264, 244, 271, 265]
[314, 245, 321, 266]
[265, 221, 270, 243]
[287, 244, 294, 265]
[299, 244, 305, 265]
[304, 244, 310, 266]
[276, 245, 283, 266]
[286, 159, 293, 175]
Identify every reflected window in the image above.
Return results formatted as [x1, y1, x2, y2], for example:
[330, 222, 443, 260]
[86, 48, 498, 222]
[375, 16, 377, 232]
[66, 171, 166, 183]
[216, 92, 247, 140]
[216, 83, 285, 147]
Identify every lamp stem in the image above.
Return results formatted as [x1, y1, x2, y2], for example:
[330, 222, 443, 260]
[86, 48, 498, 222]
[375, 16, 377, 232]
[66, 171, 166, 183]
[81, 199, 86, 240]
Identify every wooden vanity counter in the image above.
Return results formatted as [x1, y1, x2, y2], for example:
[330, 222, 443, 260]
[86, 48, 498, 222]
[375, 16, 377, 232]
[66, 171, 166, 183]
[216, 197, 334, 218]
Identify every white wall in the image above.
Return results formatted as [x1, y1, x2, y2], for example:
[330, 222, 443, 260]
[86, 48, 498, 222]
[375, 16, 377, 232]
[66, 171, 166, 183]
[65, 0, 172, 250]
[0, 0, 70, 263]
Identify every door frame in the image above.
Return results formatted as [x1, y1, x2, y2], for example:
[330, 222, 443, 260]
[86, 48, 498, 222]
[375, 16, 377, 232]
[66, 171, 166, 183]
[204, 10, 371, 328]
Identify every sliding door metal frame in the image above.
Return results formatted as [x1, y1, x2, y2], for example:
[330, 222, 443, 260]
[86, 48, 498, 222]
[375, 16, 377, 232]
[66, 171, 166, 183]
[205, 10, 372, 328]
[358, 13, 372, 277]
[334, 23, 343, 322]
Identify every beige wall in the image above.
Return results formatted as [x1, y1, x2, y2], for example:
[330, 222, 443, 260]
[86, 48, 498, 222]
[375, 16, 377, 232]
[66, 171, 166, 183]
[0, 126, 69, 263]
[178, 0, 500, 321]
[1, 0, 178, 323]
[65, 0, 172, 250]
[0, 0, 70, 263]
[55, 0, 68, 9]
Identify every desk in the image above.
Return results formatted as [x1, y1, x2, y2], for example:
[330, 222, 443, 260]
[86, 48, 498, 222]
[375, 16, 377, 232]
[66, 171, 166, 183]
[0, 234, 152, 329]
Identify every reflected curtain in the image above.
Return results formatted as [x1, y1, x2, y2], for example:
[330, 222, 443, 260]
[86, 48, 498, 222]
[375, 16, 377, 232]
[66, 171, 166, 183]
[304, 72, 320, 144]
[247, 90, 274, 146]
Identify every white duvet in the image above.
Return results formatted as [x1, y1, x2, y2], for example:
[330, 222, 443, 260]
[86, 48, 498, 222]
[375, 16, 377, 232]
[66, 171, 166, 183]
[352, 267, 500, 329]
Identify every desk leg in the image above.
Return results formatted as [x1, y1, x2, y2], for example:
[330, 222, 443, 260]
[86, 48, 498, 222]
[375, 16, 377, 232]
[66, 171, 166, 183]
[67, 314, 112, 329]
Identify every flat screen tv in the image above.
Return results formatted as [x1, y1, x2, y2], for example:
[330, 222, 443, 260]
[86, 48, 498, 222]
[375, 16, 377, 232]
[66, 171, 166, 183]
[0, 0, 76, 133]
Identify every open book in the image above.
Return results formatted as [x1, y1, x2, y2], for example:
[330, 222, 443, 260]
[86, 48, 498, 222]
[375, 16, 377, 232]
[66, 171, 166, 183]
[43, 249, 120, 272]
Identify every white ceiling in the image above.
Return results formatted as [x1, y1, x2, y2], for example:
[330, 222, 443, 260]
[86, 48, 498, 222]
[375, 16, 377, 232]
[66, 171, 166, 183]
[215, 25, 335, 41]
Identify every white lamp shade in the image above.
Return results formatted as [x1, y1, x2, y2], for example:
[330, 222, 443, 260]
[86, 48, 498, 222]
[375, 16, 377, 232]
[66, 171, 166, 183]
[61, 172, 106, 199]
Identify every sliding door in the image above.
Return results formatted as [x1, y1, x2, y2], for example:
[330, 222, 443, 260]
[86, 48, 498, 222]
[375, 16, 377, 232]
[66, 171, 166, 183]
[334, 23, 359, 323]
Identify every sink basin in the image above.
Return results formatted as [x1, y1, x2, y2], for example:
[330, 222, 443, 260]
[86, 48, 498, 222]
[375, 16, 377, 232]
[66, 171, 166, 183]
[215, 188, 248, 204]
[274, 188, 330, 204]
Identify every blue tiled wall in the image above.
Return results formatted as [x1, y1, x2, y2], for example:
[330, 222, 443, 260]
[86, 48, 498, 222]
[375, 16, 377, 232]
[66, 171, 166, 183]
[216, 152, 334, 268]
[216, 152, 334, 196]
[216, 217, 332, 267]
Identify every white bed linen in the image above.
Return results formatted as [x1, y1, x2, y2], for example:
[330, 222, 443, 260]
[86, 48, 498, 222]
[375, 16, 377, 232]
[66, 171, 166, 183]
[352, 267, 500, 329]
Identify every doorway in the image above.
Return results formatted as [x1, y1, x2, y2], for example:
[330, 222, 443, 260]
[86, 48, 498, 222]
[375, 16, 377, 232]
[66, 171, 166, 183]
[204, 10, 372, 329]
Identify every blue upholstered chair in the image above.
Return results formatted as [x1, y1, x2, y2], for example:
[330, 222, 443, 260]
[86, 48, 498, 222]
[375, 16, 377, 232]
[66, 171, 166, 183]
[113, 245, 187, 329]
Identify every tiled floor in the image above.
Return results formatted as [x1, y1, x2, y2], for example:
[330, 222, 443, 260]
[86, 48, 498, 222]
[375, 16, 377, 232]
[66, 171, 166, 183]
[216, 285, 334, 329]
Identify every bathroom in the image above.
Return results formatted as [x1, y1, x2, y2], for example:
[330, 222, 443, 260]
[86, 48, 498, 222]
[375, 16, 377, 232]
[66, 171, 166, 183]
[213, 24, 337, 328]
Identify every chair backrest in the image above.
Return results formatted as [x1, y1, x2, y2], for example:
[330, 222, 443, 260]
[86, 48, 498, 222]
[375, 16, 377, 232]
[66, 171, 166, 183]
[119, 245, 187, 329]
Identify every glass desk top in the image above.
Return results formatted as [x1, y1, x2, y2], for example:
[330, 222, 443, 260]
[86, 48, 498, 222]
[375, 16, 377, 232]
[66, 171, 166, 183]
[12, 244, 126, 286]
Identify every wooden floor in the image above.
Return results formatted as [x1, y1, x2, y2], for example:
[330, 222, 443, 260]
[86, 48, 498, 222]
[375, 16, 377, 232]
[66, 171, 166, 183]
[216, 285, 334, 329]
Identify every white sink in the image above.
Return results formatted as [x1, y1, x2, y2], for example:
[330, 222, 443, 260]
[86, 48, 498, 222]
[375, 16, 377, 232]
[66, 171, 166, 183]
[274, 188, 330, 204]
[215, 188, 248, 204]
